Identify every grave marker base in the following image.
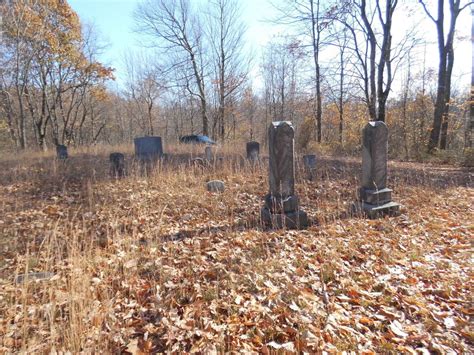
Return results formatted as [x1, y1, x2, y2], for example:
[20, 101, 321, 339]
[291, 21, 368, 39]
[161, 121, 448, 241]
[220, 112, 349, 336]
[261, 206, 309, 229]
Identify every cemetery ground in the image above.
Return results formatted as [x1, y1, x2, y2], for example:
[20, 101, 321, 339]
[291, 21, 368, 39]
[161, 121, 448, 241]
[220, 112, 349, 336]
[0, 144, 472, 353]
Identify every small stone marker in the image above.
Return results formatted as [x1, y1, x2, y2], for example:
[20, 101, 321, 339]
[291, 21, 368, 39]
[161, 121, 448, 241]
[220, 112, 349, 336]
[134, 136, 163, 162]
[205, 146, 213, 161]
[303, 154, 317, 180]
[56, 145, 68, 160]
[207, 180, 225, 193]
[353, 121, 400, 218]
[15, 272, 56, 284]
[109, 152, 125, 178]
[246, 141, 260, 163]
[261, 121, 308, 229]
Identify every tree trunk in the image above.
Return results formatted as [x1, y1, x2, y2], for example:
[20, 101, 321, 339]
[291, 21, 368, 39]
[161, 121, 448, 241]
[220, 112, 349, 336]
[470, 5, 474, 149]
[310, 0, 323, 142]
[339, 48, 344, 145]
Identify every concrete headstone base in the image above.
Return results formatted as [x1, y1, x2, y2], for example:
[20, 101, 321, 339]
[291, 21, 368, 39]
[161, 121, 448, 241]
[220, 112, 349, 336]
[261, 206, 309, 229]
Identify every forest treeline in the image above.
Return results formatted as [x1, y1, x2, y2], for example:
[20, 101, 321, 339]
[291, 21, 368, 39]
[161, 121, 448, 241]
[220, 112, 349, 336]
[0, 0, 472, 162]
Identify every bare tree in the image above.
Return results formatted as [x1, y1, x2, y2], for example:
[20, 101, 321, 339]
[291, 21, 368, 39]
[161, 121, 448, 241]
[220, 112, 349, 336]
[271, 0, 335, 142]
[135, 0, 210, 135]
[123, 52, 162, 136]
[419, 0, 473, 151]
[206, 0, 248, 141]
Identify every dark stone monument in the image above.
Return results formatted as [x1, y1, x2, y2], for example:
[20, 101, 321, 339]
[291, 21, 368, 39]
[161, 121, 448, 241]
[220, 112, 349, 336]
[261, 121, 309, 229]
[246, 141, 260, 163]
[109, 152, 125, 178]
[303, 154, 317, 180]
[134, 136, 163, 162]
[56, 145, 68, 160]
[352, 121, 400, 218]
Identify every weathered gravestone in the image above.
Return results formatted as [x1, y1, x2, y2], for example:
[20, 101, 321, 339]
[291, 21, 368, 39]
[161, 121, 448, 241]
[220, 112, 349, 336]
[353, 121, 400, 218]
[207, 180, 225, 193]
[56, 145, 68, 160]
[246, 141, 260, 163]
[303, 154, 317, 180]
[261, 121, 309, 229]
[205, 146, 213, 161]
[134, 136, 163, 162]
[109, 152, 125, 178]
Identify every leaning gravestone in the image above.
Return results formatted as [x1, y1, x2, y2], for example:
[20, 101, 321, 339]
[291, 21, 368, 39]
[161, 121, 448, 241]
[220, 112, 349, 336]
[261, 121, 309, 229]
[56, 145, 68, 160]
[246, 141, 260, 163]
[303, 154, 317, 180]
[353, 121, 400, 218]
[134, 136, 163, 162]
[109, 152, 125, 178]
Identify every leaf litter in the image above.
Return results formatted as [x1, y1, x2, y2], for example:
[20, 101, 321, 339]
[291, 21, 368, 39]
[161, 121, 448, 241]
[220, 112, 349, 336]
[0, 154, 472, 353]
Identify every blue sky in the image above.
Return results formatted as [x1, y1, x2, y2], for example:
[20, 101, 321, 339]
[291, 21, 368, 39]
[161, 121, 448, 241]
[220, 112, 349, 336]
[68, 0, 472, 93]
[68, 0, 279, 88]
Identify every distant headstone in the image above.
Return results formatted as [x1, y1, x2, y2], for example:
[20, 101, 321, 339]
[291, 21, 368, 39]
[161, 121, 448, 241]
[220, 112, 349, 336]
[261, 121, 309, 229]
[109, 152, 125, 178]
[205, 146, 213, 161]
[56, 145, 68, 160]
[207, 180, 225, 193]
[352, 121, 400, 218]
[246, 141, 260, 162]
[134, 136, 163, 162]
[303, 154, 317, 180]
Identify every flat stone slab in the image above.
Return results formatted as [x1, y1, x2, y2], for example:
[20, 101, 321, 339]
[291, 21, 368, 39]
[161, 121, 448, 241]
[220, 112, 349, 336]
[207, 180, 225, 193]
[261, 207, 309, 229]
[352, 201, 401, 219]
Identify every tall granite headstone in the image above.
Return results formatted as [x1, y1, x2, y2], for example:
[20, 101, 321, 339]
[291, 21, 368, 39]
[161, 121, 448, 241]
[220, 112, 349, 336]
[110, 152, 125, 178]
[261, 121, 308, 229]
[134, 136, 163, 162]
[246, 141, 260, 163]
[303, 154, 317, 180]
[353, 121, 400, 218]
[56, 145, 68, 160]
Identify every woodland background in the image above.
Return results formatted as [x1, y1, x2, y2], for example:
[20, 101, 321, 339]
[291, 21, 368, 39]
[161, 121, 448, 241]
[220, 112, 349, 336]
[0, 0, 472, 161]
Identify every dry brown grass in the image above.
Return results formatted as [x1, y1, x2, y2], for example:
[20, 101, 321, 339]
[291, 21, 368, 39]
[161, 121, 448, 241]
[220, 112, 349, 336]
[0, 143, 472, 353]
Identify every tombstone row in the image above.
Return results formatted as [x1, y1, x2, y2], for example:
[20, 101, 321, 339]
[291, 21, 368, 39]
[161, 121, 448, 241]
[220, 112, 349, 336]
[260, 120, 400, 229]
[55, 121, 400, 226]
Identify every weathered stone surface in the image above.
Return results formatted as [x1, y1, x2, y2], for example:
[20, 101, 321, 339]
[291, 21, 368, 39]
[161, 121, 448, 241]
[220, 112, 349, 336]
[246, 141, 260, 161]
[205, 146, 213, 161]
[362, 121, 388, 190]
[261, 207, 309, 229]
[207, 180, 225, 192]
[134, 136, 163, 161]
[110, 152, 125, 177]
[359, 187, 392, 205]
[268, 121, 295, 197]
[261, 121, 308, 229]
[264, 194, 299, 213]
[56, 145, 68, 160]
[355, 121, 400, 218]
